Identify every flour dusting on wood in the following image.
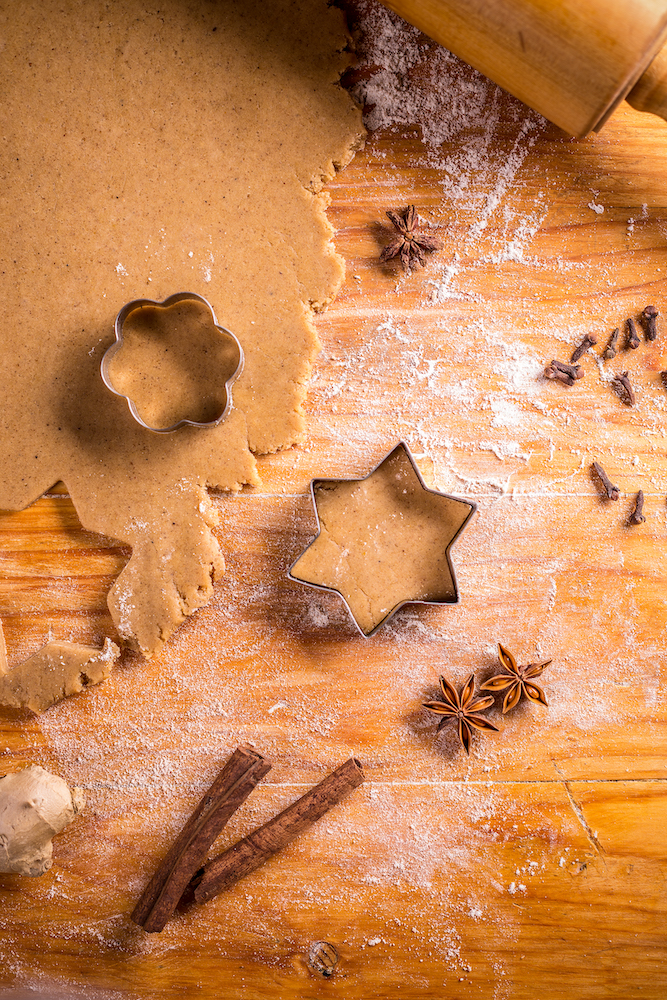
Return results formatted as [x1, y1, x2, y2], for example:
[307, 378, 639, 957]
[2, 0, 667, 995]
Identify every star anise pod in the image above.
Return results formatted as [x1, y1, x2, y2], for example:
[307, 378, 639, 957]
[423, 673, 499, 754]
[480, 644, 551, 713]
[380, 205, 442, 272]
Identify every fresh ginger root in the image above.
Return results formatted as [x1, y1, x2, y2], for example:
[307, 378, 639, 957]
[0, 765, 85, 876]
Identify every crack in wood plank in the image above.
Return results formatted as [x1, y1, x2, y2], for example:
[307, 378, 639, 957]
[72, 777, 667, 791]
[553, 759, 606, 858]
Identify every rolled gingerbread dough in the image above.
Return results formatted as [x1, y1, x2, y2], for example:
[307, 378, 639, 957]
[0, 1, 363, 656]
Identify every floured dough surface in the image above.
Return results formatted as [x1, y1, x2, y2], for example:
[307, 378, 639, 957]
[0, 637, 119, 713]
[291, 445, 476, 635]
[0, 0, 363, 656]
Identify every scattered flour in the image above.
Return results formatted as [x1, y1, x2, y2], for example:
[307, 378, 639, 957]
[3, 1, 664, 994]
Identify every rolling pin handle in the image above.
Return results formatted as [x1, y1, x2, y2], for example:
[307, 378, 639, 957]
[627, 44, 667, 122]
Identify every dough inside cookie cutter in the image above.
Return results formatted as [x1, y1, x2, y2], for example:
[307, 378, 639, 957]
[101, 292, 244, 433]
[289, 442, 477, 637]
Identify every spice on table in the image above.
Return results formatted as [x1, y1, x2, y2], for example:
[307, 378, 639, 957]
[193, 758, 365, 903]
[626, 317, 641, 349]
[480, 644, 550, 713]
[603, 327, 620, 359]
[611, 370, 635, 406]
[422, 673, 498, 754]
[571, 332, 597, 362]
[641, 305, 659, 341]
[131, 745, 271, 932]
[380, 205, 442, 272]
[543, 359, 584, 385]
[591, 460, 620, 500]
[629, 490, 645, 524]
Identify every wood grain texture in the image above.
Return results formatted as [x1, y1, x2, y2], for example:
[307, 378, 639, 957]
[2, 56, 667, 1000]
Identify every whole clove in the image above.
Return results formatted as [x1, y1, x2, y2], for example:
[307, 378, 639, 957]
[592, 461, 620, 501]
[642, 305, 659, 342]
[603, 328, 620, 360]
[660, 371, 667, 391]
[611, 371, 635, 406]
[626, 317, 641, 349]
[629, 490, 645, 525]
[571, 332, 597, 362]
[544, 359, 584, 386]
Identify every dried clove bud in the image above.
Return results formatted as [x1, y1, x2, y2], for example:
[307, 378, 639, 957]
[592, 461, 620, 501]
[629, 490, 645, 525]
[571, 333, 598, 362]
[641, 305, 659, 342]
[626, 318, 641, 349]
[544, 360, 584, 386]
[611, 371, 635, 406]
[603, 328, 619, 360]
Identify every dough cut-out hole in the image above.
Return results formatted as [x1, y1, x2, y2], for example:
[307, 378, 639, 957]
[0, 494, 126, 712]
[0, 492, 130, 666]
[102, 293, 243, 433]
[0, 492, 131, 716]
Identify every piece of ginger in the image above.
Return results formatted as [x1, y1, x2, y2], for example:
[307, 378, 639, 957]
[0, 765, 85, 876]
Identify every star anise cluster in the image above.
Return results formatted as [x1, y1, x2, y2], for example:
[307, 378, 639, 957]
[480, 643, 551, 713]
[423, 673, 498, 755]
[380, 205, 442, 272]
[423, 644, 551, 754]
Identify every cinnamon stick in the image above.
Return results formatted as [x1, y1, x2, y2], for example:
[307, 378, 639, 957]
[193, 757, 365, 903]
[132, 745, 271, 932]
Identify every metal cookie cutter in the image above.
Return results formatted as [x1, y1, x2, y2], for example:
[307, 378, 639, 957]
[100, 291, 243, 433]
[288, 441, 477, 637]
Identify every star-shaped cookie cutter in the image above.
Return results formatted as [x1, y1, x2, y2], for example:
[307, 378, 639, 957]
[288, 442, 477, 637]
[100, 291, 243, 433]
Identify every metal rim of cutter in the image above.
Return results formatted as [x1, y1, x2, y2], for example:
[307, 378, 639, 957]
[287, 441, 477, 638]
[100, 291, 244, 434]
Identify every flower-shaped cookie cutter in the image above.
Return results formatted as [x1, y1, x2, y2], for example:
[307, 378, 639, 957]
[100, 291, 243, 433]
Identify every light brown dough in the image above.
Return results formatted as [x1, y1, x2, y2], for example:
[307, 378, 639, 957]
[0, 1, 363, 656]
[105, 297, 242, 431]
[290, 444, 476, 635]
[0, 635, 119, 713]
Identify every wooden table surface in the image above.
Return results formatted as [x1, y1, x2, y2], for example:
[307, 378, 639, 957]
[3, 29, 667, 1000]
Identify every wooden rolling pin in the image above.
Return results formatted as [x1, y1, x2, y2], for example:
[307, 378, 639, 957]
[378, 0, 667, 136]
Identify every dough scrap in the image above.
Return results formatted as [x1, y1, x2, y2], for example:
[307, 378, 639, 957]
[0, 635, 120, 713]
[0, 0, 363, 656]
[290, 444, 476, 635]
